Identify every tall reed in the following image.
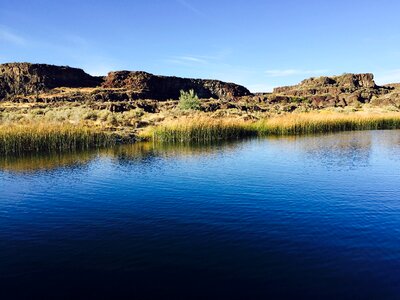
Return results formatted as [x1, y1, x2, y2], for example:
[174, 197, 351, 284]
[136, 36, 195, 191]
[151, 117, 257, 142]
[151, 113, 400, 142]
[0, 123, 115, 154]
[253, 113, 400, 135]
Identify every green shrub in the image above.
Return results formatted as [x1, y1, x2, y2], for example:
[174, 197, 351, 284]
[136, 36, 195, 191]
[178, 90, 201, 111]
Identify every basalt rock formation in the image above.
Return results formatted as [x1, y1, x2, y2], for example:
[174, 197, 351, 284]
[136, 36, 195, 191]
[0, 63, 251, 102]
[269, 73, 396, 108]
[0, 63, 102, 100]
[102, 71, 251, 100]
[1, 63, 399, 109]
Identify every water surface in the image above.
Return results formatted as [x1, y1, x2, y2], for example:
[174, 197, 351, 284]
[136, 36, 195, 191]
[1, 131, 400, 299]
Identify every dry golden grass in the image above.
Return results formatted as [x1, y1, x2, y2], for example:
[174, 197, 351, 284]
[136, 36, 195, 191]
[2, 100, 400, 150]
[0, 123, 114, 154]
[147, 116, 255, 142]
[253, 112, 400, 135]
[149, 112, 400, 142]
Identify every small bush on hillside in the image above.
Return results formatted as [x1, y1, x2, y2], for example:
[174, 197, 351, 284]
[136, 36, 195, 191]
[178, 90, 201, 111]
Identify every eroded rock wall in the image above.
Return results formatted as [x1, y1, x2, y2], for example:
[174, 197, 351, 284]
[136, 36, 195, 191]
[0, 63, 251, 101]
[271, 73, 394, 107]
[0, 63, 102, 99]
[102, 71, 251, 100]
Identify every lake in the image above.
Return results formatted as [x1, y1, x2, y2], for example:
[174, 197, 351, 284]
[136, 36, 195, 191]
[1, 130, 400, 299]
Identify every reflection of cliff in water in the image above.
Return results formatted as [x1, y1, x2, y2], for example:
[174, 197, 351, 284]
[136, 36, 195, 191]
[0, 140, 246, 173]
[294, 131, 379, 169]
[371, 130, 400, 160]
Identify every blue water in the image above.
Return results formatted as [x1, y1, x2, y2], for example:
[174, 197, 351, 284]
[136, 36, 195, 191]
[1, 131, 400, 299]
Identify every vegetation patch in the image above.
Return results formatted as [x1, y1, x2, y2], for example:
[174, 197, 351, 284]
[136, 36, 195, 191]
[0, 123, 115, 155]
[149, 117, 257, 142]
[149, 112, 400, 142]
[252, 112, 400, 135]
[178, 90, 201, 111]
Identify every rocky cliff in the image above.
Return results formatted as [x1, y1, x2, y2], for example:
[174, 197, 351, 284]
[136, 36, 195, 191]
[0, 63, 102, 99]
[0, 63, 251, 101]
[102, 71, 251, 100]
[270, 73, 395, 107]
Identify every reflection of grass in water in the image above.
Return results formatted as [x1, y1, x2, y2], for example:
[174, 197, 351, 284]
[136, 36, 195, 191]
[0, 123, 115, 155]
[0, 140, 244, 172]
[0, 150, 97, 173]
[103, 139, 245, 160]
[149, 113, 400, 142]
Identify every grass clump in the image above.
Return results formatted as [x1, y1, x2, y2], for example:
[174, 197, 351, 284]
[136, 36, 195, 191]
[0, 123, 115, 155]
[178, 90, 201, 111]
[151, 117, 256, 142]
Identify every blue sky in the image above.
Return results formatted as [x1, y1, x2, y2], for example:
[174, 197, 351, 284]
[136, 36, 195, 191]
[1, 0, 400, 92]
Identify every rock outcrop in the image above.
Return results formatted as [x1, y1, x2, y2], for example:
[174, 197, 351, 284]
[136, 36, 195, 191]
[102, 71, 251, 100]
[0, 63, 251, 101]
[0, 63, 102, 100]
[270, 73, 394, 107]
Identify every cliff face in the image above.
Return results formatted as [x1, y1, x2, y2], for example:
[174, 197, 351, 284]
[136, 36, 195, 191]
[274, 73, 377, 94]
[102, 71, 251, 100]
[0, 63, 251, 101]
[270, 73, 394, 107]
[0, 63, 102, 99]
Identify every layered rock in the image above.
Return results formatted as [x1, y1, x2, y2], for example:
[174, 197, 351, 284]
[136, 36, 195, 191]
[102, 71, 251, 100]
[0, 63, 102, 100]
[271, 73, 394, 107]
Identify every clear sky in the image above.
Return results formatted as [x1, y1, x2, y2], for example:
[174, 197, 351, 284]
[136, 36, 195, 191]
[1, 0, 400, 92]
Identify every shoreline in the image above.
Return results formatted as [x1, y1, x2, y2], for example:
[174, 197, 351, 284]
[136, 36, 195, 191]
[2, 107, 400, 154]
